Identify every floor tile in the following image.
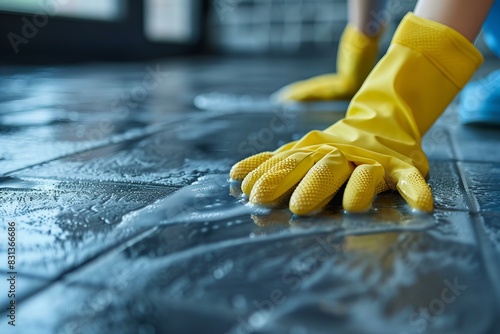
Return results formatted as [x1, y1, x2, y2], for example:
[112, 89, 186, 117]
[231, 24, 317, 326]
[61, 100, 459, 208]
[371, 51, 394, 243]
[16, 281, 237, 334]
[480, 213, 500, 254]
[460, 162, 500, 212]
[0, 177, 175, 278]
[26, 211, 496, 334]
[428, 161, 469, 211]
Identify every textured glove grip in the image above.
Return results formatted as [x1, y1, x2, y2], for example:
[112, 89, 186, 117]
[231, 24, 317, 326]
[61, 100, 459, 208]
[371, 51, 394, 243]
[393, 13, 484, 89]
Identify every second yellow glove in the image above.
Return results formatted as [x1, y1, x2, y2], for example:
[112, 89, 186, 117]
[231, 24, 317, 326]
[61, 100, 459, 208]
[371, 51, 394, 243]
[276, 24, 380, 102]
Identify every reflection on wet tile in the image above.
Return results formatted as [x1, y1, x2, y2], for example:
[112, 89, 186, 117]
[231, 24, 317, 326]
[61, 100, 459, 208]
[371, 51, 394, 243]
[0, 124, 92, 174]
[460, 162, 500, 212]
[11, 123, 230, 187]
[118, 172, 453, 237]
[0, 111, 189, 175]
[11, 111, 345, 187]
[0, 62, 220, 175]
[425, 211, 477, 245]
[479, 213, 500, 255]
[0, 177, 175, 277]
[0, 274, 49, 310]
[118, 174, 253, 229]
[27, 210, 494, 334]
[475, 213, 500, 313]
[17, 281, 237, 334]
[14, 283, 98, 333]
[48, 172, 480, 332]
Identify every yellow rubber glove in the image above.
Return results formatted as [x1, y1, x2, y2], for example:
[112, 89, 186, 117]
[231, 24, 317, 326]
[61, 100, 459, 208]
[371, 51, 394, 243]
[276, 25, 380, 102]
[231, 13, 483, 215]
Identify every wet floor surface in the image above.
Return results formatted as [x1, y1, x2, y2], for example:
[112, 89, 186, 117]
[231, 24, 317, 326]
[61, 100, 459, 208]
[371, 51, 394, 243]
[1, 57, 500, 334]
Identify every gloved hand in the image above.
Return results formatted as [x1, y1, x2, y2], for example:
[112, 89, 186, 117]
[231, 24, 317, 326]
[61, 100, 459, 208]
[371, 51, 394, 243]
[275, 25, 380, 102]
[231, 13, 483, 215]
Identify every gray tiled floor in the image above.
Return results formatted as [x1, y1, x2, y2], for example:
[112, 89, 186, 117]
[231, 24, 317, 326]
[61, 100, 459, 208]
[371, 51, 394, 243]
[1, 57, 500, 334]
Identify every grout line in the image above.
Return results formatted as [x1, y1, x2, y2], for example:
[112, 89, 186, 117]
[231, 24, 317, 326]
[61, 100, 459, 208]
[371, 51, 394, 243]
[2, 109, 239, 177]
[469, 214, 500, 313]
[6, 226, 159, 307]
[1, 176, 202, 308]
[70, 220, 438, 290]
[453, 162, 479, 215]
[453, 160, 500, 311]
[5, 211, 439, 309]
[3, 125, 173, 176]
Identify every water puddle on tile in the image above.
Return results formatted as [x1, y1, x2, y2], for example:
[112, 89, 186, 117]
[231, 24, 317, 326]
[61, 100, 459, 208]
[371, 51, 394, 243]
[120, 174, 437, 237]
[118, 174, 254, 229]
[193, 92, 349, 114]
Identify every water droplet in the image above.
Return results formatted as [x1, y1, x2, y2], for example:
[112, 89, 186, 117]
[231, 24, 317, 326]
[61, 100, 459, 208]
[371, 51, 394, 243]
[213, 268, 224, 279]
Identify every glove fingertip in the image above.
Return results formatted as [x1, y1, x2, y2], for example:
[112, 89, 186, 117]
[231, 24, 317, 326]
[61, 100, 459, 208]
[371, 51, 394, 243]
[343, 165, 387, 213]
[396, 171, 434, 213]
[229, 164, 245, 181]
[249, 157, 303, 205]
[290, 196, 329, 216]
[343, 171, 373, 213]
[229, 152, 274, 181]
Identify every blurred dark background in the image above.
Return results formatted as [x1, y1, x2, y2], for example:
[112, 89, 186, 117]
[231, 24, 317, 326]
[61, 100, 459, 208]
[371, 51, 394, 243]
[0, 0, 495, 63]
[0, 0, 424, 64]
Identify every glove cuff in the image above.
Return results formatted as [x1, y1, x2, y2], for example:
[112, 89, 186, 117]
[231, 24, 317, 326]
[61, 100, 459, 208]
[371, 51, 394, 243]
[393, 12, 484, 89]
